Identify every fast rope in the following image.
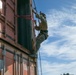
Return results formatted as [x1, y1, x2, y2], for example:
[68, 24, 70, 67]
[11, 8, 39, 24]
[33, 0, 37, 12]
[32, 0, 40, 23]
[32, 0, 43, 75]
[39, 51, 43, 75]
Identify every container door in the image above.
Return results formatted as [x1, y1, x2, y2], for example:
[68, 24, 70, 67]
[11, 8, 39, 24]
[5, 51, 14, 75]
[17, 0, 33, 52]
[0, 49, 3, 75]
[30, 62, 35, 75]
[23, 59, 28, 75]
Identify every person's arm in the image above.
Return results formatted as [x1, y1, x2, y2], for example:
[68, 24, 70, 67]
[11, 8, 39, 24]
[36, 14, 45, 22]
[35, 25, 40, 31]
[32, 9, 45, 21]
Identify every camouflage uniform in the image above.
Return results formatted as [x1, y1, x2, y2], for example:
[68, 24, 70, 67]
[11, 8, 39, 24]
[35, 12, 48, 53]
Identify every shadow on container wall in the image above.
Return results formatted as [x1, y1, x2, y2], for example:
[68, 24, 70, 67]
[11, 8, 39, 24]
[17, 0, 33, 53]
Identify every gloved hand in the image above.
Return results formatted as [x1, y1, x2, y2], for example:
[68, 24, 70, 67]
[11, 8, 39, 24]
[32, 9, 37, 14]
[34, 20, 36, 24]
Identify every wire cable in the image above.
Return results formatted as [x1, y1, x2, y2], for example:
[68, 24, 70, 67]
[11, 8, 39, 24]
[32, 1, 43, 75]
[33, 0, 37, 12]
[32, 0, 40, 23]
[39, 51, 43, 75]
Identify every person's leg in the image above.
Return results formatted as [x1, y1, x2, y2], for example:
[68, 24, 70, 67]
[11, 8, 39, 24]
[36, 33, 45, 52]
[30, 33, 48, 57]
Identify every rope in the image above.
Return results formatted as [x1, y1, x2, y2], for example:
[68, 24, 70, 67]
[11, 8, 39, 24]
[32, 0, 40, 23]
[39, 51, 43, 75]
[32, 1, 43, 75]
[33, 0, 37, 12]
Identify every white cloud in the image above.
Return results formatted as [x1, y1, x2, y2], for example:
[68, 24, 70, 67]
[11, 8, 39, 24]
[40, 6, 76, 60]
[40, 60, 76, 75]
[38, 3, 76, 75]
[47, 9, 76, 37]
[41, 26, 76, 60]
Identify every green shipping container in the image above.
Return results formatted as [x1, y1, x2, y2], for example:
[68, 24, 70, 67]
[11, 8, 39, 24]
[17, 0, 33, 52]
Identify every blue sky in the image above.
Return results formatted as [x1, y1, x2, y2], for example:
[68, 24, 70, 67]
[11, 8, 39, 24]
[33, 0, 76, 75]
[0, 0, 76, 75]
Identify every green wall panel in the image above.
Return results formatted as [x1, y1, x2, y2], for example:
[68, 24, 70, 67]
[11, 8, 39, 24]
[17, 0, 33, 52]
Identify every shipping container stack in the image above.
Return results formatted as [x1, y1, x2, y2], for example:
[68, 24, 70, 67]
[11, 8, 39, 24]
[0, 0, 37, 75]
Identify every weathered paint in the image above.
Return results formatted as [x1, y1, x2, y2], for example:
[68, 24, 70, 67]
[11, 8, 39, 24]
[0, 0, 36, 53]
[0, 0, 16, 43]
[0, 0, 37, 75]
[0, 42, 37, 75]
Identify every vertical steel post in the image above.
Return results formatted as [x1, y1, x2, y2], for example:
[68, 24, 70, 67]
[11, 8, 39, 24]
[2, 45, 6, 75]
[4, 0, 7, 37]
[28, 57, 30, 75]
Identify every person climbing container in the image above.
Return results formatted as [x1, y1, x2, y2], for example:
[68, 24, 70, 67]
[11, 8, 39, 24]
[33, 10, 48, 53]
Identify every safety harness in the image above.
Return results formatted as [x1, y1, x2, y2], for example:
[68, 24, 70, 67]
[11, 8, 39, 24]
[40, 30, 48, 39]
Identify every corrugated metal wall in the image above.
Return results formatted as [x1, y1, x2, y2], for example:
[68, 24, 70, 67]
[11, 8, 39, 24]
[17, 0, 33, 52]
[0, 0, 37, 75]
[0, 42, 36, 75]
[0, 0, 17, 42]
